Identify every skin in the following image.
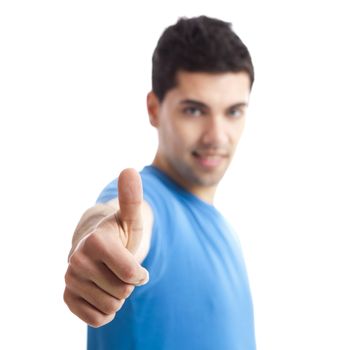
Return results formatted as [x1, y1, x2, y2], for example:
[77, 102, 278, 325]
[64, 70, 252, 327]
[148, 70, 251, 203]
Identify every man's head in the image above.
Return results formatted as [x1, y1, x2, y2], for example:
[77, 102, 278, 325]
[152, 15, 254, 102]
[147, 16, 254, 202]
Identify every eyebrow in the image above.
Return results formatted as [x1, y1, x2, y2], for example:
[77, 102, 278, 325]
[179, 99, 248, 110]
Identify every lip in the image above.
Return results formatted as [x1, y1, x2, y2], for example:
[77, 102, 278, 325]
[192, 151, 226, 168]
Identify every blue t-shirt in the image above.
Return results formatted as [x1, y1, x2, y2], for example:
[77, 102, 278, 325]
[88, 165, 255, 350]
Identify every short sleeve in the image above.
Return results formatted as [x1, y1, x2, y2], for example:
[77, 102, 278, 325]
[96, 179, 118, 204]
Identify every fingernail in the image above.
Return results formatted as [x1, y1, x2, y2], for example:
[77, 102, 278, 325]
[137, 269, 149, 286]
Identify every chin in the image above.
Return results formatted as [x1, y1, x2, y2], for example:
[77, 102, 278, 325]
[169, 157, 229, 188]
[190, 170, 226, 187]
[197, 176, 223, 187]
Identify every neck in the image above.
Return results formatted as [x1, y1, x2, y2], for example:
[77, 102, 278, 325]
[152, 155, 217, 204]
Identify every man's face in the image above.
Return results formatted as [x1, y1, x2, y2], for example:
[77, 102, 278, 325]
[148, 70, 251, 199]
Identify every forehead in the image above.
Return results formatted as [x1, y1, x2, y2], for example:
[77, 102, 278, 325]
[168, 70, 251, 106]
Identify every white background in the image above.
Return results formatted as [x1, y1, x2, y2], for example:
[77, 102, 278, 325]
[1, 1, 349, 349]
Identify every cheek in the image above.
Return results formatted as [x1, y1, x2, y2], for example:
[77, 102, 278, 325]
[229, 120, 246, 143]
[159, 121, 184, 155]
[164, 120, 196, 147]
[236, 120, 246, 140]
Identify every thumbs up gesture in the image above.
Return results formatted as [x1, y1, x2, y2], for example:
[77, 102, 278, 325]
[64, 169, 150, 327]
[116, 168, 145, 254]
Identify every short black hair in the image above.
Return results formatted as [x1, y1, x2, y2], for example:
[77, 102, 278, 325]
[152, 15, 254, 102]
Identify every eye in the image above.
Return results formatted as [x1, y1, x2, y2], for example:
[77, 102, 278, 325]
[183, 106, 204, 117]
[227, 108, 243, 119]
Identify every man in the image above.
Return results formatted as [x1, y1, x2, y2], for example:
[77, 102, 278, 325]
[64, 15, 256, 349]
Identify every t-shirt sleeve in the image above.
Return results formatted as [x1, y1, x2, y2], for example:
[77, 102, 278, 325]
[96, 179, 118, 204]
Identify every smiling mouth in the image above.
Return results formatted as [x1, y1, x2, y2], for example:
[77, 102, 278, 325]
[192, 151, 227, 168]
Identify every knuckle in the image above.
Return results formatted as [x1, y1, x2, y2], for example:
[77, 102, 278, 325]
[88, 309, 116, 328]
[119, 284, 134, 299]
[102, 299, 121, 315]
[64, 268, 74, 287]
[88, 313, 115, 328]
[115, 299, 125, 312]
[87, 313, 107, 328]
[122, 264, 138, 282]
[63, 288, 72, 306]
[69, 251, 86, 271]
[84, 232, 101, 250]
[84, 231, 109, 255]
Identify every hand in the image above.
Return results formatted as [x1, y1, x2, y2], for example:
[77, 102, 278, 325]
[64, 169, 149, 327]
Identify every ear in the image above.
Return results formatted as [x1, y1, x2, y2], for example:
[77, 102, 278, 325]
[146, 91, 160, 127]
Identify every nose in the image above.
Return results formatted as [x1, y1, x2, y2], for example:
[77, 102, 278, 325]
[201, 115, 228, 147]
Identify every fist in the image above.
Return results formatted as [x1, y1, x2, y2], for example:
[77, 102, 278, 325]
[64, 169, 149, 327]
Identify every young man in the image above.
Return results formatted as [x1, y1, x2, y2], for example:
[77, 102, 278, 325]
[64, 15, 256, 349]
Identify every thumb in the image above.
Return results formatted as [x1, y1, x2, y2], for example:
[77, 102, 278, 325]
[117, 168, 144, 254]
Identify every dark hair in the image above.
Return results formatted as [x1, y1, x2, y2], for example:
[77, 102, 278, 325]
[152, 15, 254, 102]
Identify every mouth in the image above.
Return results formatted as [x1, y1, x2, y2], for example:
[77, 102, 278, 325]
[192, 150, 227, 168]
